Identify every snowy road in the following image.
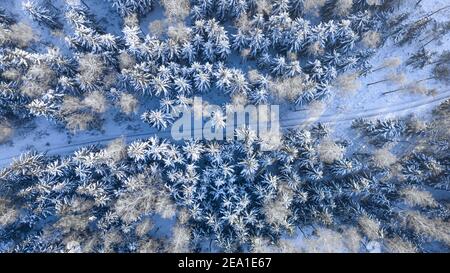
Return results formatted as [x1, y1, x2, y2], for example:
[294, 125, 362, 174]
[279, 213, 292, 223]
[282, 90, 450, 128]
[1, 91, 449, 167]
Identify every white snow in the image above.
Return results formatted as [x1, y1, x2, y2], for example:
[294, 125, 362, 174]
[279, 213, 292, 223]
[0, 0, 449, 253]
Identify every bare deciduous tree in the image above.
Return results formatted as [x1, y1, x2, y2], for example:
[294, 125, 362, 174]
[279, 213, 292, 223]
[358, 215, 382, 241]
[383, 82, 435, 96]
[263, 188, 293, 230]
[372, 148, 397, 168]
[135, 218, 154, 238]
[148, 19, 167, 38]
[160, 0, 190, 22]
[317, 138, 344, 164]
[303, 0, 326, 16]
[104, 137, 128, 163]
[0, 198, 18, 226]
[21, 63, 56, 97]
[119, 51, 136, 70]
[367, 0, 382, 6]
[64, 112, 99, 132]
[169, 225, 191, 252]
[167, 22, 191, 44]
[402, 211, 450, 245]
[342, 227, 362, 253]
[307, 41, 325, 56]
[154, 194, 177, 219]
[372, 57, 402, 72]
[138, 238, 161, 253]
[384, 236, 417, 253]
[334, 0, 354, 17]
[1, 68, 21, 81]
[269, 76, 308, 102]
[119, 92, 139, 115]
[367, 72, 407, 87]
[9, 22, 37, 48]
[400, 186, 437, 208]
[362, 31, 381, 48]
[124, 12, 139, 27]
[302, 228, 359, 253]
[83, 91, 108, 113]
[335, 73, 361, 94]
[0, 120, 13, 144]
[77, 53, 105, 91]
[251, 237, 275, 253]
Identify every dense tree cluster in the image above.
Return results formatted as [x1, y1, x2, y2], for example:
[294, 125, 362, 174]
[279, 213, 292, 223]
[0, 0, 391, 128]
[1, 98, 449, 252]
[0, 0, 449, 253]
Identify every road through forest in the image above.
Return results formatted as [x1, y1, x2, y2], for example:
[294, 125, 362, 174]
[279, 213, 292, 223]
[1, 91, 449, 167]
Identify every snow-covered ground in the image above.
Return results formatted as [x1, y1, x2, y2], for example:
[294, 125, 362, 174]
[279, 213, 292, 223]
[1, 0, 449, 253]
[1, 1, 449, 168]
[296, 1, 450, 136]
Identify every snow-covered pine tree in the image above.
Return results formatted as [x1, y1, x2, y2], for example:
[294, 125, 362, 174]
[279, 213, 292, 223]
[23, 0, 62, 29]
[141, 109, 174, 130]
[0, 7, 15, 25]
[352, 118, 406, 147]
[27, 89, 62, 119]
[290, 0, 305, 18]
[406, 48, 434, 69]
[121, 62, 152, 94]
[109, 0, 154, 16]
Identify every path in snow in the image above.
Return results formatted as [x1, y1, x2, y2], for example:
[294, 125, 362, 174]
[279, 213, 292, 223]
[1, 0, 449, 167]
[1, 91, 448, 167]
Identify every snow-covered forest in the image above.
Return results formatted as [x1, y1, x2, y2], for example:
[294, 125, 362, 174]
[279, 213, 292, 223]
[0, 0, 449, 253]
